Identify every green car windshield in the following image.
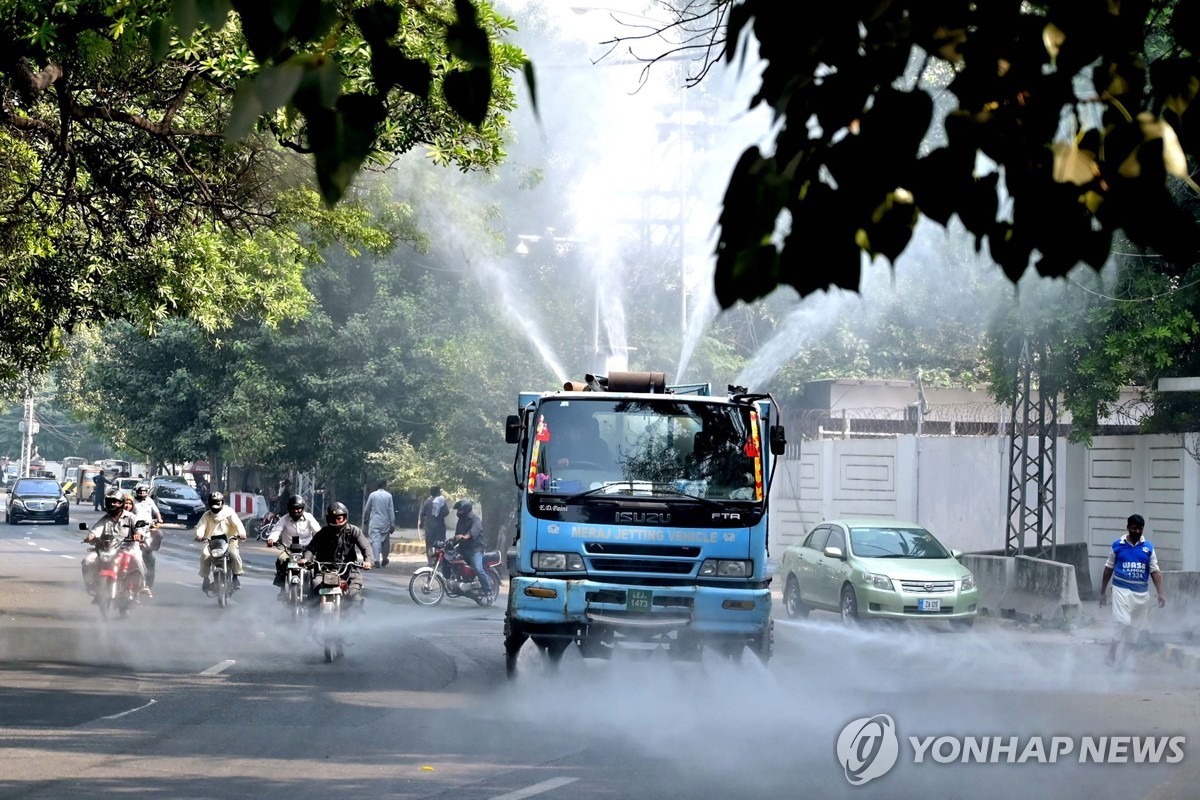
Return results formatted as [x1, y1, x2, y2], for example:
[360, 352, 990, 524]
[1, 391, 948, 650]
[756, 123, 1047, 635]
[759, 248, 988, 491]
[528, 397, 762, 501]
[849, 526, 950, 559]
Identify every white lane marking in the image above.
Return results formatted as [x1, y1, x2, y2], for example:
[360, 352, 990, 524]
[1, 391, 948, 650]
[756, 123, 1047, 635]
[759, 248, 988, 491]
[173, 581, 192, 587]
[60, 555, 74, 560]
[25, 541, 36, 545]
[38, 547, 50, 552]
[199, 660, 235, 676]
[489, 778, 579, 800]
[100, 699, 157, 720]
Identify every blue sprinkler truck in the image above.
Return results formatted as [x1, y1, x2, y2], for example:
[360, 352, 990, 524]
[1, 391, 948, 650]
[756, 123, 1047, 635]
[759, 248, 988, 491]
[503, 371, 786, 676]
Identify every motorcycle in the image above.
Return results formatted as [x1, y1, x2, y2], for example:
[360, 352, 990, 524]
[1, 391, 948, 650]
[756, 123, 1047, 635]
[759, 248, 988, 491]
[408, 538, 501, 607]
[204, 532, 237, 607]
[310, 560, 360, 663]
[278, 538, 311, 617]
[253, 511, 280, 541]
[80, 520, 149, 619]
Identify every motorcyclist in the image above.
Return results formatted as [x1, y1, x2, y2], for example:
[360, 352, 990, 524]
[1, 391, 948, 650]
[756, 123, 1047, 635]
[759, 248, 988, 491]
[451, 499, 492, 603]
[131, 483, 164, 592]
[300, 502, 372, 605]
[81, 490, 148, 599]
[194, 491, 248, 594]
[265, 494, 322, 596]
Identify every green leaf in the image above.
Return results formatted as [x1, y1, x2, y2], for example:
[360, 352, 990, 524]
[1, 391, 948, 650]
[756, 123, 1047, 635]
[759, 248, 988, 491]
[443, 66, 491, 127]
[446, 0, 491, 68]
[172, 0, 199, 41]
[371, 46, 431, 98]
[271, 0, 304, 32]
[522, 59, 539, 122]
[196, 0, 233, 29]
[226, 77, 264, 142]
[148, 18, 171, 63]
[353, 3, 402, 46]
[254, 61, 305, 113]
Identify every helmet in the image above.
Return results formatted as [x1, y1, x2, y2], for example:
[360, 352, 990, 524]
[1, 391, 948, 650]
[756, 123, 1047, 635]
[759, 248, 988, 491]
[453, 498, 474, 515]
[287, 494, 305, 517]
[103, 491, 125, 513]
[326, 501, 349, 528]
[135, 483, 149, 499]
[208, 491, 225, 511]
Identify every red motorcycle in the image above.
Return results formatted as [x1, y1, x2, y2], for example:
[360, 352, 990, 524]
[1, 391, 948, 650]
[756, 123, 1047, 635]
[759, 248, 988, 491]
[81, 520, 148, 619]
[408, 539, 501, 607]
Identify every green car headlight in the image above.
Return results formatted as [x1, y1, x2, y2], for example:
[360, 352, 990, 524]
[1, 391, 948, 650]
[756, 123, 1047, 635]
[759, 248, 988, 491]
[860, 570, 894, 591]
[961, 573, 976, 591]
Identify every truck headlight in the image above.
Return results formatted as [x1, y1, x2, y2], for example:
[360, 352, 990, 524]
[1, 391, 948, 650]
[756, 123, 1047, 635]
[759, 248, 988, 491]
[699, 559, 752, 577]
[961, 574, 976, 591]
[860, 571, 894, 591]
[534, 552, 585, 571]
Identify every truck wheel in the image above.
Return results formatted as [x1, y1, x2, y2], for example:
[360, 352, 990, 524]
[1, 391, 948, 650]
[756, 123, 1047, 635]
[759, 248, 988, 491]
[750, 619, 774, 664]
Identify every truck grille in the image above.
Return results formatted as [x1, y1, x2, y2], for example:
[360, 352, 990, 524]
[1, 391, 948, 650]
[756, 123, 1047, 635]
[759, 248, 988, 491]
[898, 580, 956, 594]
[584, 543, 701, 558]
[588, 558, 694, 575]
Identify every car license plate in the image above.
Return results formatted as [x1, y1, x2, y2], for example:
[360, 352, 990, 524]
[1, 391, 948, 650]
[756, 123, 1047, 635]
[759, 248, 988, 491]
[319, 587, 342, 596]
[918, 598, 941, 612]
[627, 588, 652, 613]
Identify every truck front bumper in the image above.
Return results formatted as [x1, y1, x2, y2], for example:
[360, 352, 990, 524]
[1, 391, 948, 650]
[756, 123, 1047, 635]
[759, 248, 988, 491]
[508, 576, 771, 635]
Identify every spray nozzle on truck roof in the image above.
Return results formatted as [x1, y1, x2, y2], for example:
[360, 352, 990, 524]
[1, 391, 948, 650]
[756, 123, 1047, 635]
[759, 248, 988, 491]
[562, 371, 668, 393]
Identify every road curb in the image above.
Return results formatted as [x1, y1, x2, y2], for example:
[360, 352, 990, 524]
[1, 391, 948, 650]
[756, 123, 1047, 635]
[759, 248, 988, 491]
[390, 540, 426, 555]
[1161, 643, 1200, 671]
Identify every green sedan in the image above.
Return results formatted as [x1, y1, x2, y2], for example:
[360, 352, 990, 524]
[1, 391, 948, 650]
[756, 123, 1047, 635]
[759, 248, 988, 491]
[780, 519, 979, 629]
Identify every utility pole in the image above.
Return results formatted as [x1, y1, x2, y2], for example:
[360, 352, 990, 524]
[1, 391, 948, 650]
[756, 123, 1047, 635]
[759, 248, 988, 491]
[1005, 339, 1058, 558]
[19, 389, 37, 478]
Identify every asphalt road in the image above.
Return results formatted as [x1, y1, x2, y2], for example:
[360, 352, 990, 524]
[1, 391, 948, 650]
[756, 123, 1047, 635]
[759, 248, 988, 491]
[2, 506, 1199, 800]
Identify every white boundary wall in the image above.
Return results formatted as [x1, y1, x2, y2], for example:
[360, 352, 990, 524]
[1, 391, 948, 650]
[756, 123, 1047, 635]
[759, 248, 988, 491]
[768, 433, 1199, 592]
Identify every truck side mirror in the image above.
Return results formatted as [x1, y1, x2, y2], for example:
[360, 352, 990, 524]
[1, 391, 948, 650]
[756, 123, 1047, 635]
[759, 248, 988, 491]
[769, 425, 787, 456]
[505, 415, 522, 444]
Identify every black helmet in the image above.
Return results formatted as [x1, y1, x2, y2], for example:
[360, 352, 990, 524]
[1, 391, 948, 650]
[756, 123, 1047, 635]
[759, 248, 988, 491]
[287, 494, 305, 515]
[208, 491, 225, 510]
[326, 501, 349, 528]
[103, 491, 125, 513]
[453, 498, 474, 515]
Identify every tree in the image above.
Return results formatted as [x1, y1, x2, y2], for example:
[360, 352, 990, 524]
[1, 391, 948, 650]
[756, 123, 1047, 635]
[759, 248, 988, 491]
[621, 1, 1200, 308]
[985, 253, 1200, 443]
[1, 0, 523, 379]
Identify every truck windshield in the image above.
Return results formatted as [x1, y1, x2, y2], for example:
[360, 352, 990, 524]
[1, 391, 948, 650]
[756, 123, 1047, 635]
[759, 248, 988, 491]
[527, 398, 762, 501]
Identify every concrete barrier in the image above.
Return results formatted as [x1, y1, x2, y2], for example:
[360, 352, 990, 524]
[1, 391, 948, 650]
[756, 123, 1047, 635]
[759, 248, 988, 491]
[962, 554, 1012, 616]
[971, 542, 1094, 599]
[1011, 555, 1080, 626]
[962, 553, 1080, 627]
[1149, 571, 1200, 639]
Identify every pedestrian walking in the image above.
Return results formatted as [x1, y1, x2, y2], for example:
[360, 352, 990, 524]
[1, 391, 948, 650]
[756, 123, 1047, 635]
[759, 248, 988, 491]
[92, 469, 108, 511]
[1099, 513, 1166, 668]
[363, 479, 396, 568]
[417, 486, 448, 566]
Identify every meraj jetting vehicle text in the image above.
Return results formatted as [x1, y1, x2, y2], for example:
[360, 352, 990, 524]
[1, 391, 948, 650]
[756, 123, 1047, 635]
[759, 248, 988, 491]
[503, 371, 786, 676]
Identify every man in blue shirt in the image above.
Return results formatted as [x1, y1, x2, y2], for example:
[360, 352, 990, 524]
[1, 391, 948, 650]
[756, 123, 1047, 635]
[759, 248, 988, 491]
[1098, 514, 1166, 668]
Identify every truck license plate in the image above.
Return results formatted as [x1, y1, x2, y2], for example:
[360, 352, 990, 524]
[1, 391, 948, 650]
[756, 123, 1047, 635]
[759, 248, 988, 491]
[918, 598, 941, 612]
[627, 588, 652, 613]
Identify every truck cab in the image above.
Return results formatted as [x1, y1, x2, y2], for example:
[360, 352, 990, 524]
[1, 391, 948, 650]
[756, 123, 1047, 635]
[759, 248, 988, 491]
[503, 371, 785, 676]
